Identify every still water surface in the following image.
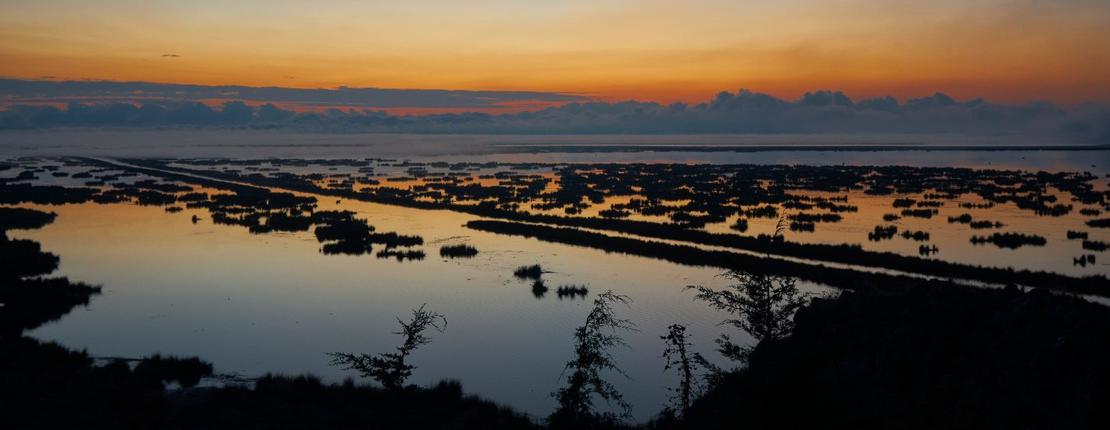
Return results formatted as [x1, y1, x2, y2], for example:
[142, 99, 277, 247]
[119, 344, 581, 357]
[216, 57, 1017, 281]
[8, 147, 1109, 421]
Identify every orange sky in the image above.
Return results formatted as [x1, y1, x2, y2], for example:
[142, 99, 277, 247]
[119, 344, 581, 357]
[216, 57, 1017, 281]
[2, 0, 1109, 105]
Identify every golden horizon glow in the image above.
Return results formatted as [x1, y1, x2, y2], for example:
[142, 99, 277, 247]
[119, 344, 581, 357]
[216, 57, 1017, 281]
[2, 0, 1109, 105]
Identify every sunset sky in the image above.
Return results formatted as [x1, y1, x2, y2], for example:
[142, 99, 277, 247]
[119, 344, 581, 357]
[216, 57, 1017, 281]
[2, 0, 1109, 104]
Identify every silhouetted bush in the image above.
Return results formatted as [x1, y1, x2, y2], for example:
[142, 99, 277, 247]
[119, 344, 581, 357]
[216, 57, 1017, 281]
[329, 304, 446, 390]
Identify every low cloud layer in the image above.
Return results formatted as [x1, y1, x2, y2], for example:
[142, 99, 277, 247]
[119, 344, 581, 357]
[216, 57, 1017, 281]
[1, 88, 1108, 144]
[0, 78, 584, 109]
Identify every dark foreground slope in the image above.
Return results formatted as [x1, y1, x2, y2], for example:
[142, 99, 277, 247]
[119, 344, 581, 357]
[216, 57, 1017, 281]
[670, 284, 1110, 430]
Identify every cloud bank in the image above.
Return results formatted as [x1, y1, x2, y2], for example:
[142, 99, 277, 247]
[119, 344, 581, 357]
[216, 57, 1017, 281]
[1, 87, 1108, 144]
[0, 78, 584, 109]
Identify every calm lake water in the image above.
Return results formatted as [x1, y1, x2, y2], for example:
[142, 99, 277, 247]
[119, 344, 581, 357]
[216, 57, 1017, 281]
[5, 144, 1109, 422]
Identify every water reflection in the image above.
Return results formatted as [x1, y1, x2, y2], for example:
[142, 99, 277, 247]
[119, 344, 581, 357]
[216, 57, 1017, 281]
[16, 199, 755, 420]
[5, 151, 1107, 421]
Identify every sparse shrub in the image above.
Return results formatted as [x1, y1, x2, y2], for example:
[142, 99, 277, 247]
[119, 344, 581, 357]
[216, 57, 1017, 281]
[688, 271, 809, 363]
[660, 324, 710, 416]
[329, 304, 446, 390]
[550, 291, 636, 427]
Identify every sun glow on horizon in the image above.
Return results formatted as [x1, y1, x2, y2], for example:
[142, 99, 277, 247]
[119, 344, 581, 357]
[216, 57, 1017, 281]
[2, 0, 1109, 105]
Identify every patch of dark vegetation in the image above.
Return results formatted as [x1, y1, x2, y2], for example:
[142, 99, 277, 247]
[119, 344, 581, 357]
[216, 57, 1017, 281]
[177, 192, 210, 202]
[132, 354, 214, 388]
[368, 232, 425, 248]
[513, 264, 544, 280]
[741, 206, 778, 219]
[882, 213, 900, 222]
[960, 201, 995, 209]
[556, 285, 589, 300]
[439, 243, 479, 258]
[1082, 240, 1108, 252]
[3, 335, 534, 429]
[947, 213, 973, 224]
[1088, 218, 1110, 228]
[376, 249, 427, 261]
[467, 220, 1109, 296]
[788, 213, 841, 223]
[158, 377, 537, 429]
[946, 213, 1003, 229]
[868, 225, 897, 241]
[1067, 230, 1089, 240]
[900, 208, 937, 218]
[919, 244, 939, 256]
[311, 211, 423, 255]
[1074, 255, 1097, 266]
[788, 221, 815, 232]
[729, 218, 747, 233]
[599, 208, 631, 219]
[970, 232, 1048, 249]
[892, 198, 916, 208]
[0, 207, 56, 230]
[112, 158, 1110, 290]
[531, 280, 549, 298]
[0, 207, 99, 332]
[900, 230, 930, 241]
[0, 183, 99, 204]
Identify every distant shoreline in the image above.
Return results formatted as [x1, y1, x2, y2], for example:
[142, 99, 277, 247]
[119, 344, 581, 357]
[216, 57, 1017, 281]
[1, 129, 1105, 158]
[496, 144, 1110, 153]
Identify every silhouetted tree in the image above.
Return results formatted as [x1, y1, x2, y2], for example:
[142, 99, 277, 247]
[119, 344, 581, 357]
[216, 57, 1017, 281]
[550, 291, 636, 428]
[660, 324, 708, 416]
[329, 304, 446, 390]
[688, 271, 809, 363]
